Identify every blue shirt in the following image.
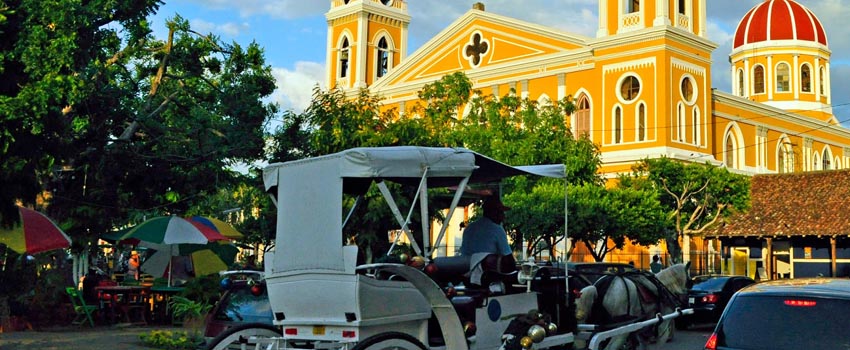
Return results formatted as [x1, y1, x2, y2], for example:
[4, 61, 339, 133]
[460, 217, 512, 256]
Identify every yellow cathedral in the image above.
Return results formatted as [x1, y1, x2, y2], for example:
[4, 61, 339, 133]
[323, 0, 850, 266]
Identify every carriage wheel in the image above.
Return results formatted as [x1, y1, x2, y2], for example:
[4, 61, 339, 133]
[351, 332, 428, 350]
[205, 323, 284, 350]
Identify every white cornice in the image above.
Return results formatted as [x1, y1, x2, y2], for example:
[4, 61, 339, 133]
[326, 1, 410, 24]
[374, 49, 595, 100]
[600, 146, 721, 167]
[730, 40, 830, 57]
[713, 90, 850, 144]
[589, 26, 718, 54]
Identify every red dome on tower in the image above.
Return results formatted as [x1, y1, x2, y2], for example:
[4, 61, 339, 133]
[733, 0, 827, 49]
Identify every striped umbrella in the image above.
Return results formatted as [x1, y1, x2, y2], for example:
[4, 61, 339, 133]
[0, 206, 71, 254]
[187, 216, 243, 239]
[121, 216, 228, 244]
[121, 216, 229, 286]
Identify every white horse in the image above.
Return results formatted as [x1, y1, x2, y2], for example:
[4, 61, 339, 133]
[574, 263, 690, 350]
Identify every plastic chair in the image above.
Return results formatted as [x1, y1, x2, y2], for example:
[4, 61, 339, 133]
[66, 287, 98, 327]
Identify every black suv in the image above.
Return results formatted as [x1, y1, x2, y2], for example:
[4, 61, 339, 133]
[705, 278, 850, 350]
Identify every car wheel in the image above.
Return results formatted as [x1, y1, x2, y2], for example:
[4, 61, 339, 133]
[205, 323, 283, 350]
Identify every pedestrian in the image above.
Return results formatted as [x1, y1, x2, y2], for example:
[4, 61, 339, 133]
[650, 254, 663, 273]
[127, 250, 140, 281]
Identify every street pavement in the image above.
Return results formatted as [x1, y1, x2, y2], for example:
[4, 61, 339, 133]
[0, 324, 184, 350]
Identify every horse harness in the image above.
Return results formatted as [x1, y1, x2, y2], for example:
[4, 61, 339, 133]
[587, 271, 684, 326]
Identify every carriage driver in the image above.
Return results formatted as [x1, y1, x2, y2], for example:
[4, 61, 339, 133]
[460, 196, 517, 272]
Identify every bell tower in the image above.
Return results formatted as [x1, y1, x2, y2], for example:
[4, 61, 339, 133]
[596, 0, 707, 38]
[325, 0, 410, 90]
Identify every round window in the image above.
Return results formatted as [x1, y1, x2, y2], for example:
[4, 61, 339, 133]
[681, 76, 696, 104]
[381, 0, 393, 5]
[619, 76, 641, 102]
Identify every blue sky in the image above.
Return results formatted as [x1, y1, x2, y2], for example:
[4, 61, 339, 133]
[149, 0, 850, 124]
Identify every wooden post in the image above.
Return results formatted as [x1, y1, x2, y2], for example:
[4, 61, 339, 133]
[831, 236, 837, 277]
[765, 237, 773, 280]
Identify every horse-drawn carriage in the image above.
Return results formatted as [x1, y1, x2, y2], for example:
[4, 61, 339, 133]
[205, 146, 691, 350]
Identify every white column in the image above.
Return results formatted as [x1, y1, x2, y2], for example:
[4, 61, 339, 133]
[744, 58, 750, 97]
[557, 74, 566, 100]
[815, 57, 821, 101]
[326, 23, 334, 88]
[597, 0, 609, 37]
[767, 56, 773, 100]
[355, 12, 369, 88]
[826, 62, 832, 104]
[793, 55, 800, 99]
[698, 0, 707, 37]
[400, 23, 408, 61]
[654, 0, 670, 26]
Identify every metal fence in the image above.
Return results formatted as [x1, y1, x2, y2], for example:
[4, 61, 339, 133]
[568, 251, 721, 276]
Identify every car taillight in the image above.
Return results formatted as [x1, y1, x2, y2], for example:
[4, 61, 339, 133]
[702, 294, 718, 303]
[704, 332, 718, 350]
[284, 328, 298, 336]
[784, 299, 817, 307]
[342, 330, 356, 338]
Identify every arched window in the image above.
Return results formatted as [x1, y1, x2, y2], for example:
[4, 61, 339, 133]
[376, 37, 390, 78]
[776, 63, 790, 92]
[613, 106, 622, 144]
[339, 38, 350, 79]
[813, 152, 821, 170]
[629, 0, 640, 13]
[823, 149, 832, 170]
[677, 104, 685, 142]
[737, 69, 745, 96]
[725, 133, 735, 168]
[819, 66, 826, 95]
[692, 108, 700, 145]
[575, 95, 590, 137]
[778, 140, 794, 173]
[637, 103, 646, 142]
[801, 64, 811, 92]
[754, 65, 765, 94]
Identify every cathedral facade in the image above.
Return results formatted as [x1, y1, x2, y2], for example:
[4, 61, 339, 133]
[323, 0, 850, 263]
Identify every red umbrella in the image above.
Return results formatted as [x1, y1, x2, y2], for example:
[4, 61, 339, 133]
[0, 206, 72, 254]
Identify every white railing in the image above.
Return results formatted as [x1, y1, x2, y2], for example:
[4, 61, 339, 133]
[676, 14, 690, 30]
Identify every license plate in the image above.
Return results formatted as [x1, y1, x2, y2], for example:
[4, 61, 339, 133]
[312, 326, 326, 335]
[688, 297, 695, 305]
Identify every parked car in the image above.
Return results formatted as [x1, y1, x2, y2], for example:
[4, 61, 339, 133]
[675, 274, 755, 329]
[203, 271, 273, 341]
[704, 278, 850, 350]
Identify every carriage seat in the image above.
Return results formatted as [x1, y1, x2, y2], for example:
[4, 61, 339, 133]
[430, 253, 517, 289]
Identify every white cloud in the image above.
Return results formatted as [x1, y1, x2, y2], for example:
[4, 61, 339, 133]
[189, 18, 249, 37]
[181, 0, 327, 19]
[270, 61, 326, 113]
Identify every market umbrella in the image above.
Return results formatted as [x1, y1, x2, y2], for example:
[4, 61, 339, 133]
[122, 216, 229, 286]
[187, 216, 243, 239]
[121, 216, 228, 244]
[0, 206, 71, 254]
[140, 241, 238, 280]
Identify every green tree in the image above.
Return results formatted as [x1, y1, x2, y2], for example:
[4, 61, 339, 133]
[1, 1, 277, 245]
[566, 183, 667, 261]
[620, 157, 751, 263]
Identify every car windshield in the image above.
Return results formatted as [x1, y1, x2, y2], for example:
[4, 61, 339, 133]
[718, 295, 850, 349]
[212, 286, 272, 322]
[691, 277, 728, 291]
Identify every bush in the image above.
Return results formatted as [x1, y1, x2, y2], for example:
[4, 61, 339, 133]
[139, 329, 203, 350]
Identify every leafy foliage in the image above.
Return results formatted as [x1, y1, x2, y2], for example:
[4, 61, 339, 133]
[620, 157, 751, 263]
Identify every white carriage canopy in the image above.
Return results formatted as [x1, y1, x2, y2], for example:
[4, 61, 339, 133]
[262, 146, 566, 273]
